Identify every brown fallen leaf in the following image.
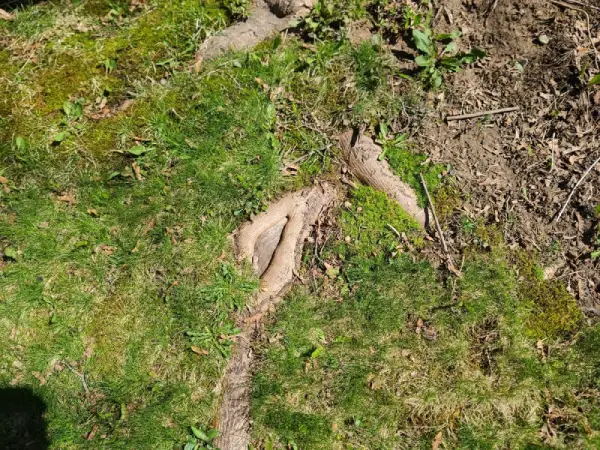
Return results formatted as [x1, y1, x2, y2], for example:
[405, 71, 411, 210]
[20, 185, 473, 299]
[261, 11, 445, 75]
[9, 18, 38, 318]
[97, 245, 116, 255]
[432, 431, 443, 450]
[416, 318, 424, 334]
[0, 8, 14, 20]
[191, 346, 209, 356]
[38, 222, 49, 229]
[0, 176, 8, 185]
[132, 162, 143, 181]
[31, 371, 47, 385]
[281, 162, 300, 176]
[57, 193, 77, 205]
[85, 424, 98, 440]
[87, 208, 99, 217]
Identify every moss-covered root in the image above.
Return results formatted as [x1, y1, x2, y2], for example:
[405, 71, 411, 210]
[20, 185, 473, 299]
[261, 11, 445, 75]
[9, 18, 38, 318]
[216, 183, 336, 450]
[339, 131, 427, 227]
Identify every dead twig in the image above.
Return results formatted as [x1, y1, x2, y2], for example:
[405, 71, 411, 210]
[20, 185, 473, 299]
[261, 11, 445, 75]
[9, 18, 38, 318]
[446, 106, 520, 121]
[386, 223, 403, 240]
[63, 361, 90, 395]
[549, 0, 600, 71]
[551, 0, 600, 12]
[419, 174, 461, 276]
[554, 152, 600, 223]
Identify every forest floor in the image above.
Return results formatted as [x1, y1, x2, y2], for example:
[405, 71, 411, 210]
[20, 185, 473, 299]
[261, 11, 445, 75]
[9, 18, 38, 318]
[0, 0, 599, 449]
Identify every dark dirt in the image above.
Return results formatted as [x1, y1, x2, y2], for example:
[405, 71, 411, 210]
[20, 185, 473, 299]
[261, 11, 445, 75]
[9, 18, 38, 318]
[413, 0, 600, 308]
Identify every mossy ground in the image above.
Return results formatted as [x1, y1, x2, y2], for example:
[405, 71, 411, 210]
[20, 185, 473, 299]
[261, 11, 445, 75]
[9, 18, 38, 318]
[1, 0, 597, 449]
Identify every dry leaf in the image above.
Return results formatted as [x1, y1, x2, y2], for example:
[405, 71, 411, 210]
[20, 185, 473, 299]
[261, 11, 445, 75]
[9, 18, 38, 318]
[0, 176, 8, 184]
[98, 245, 116, 255]
[38, 222, 49, 229]
[432, 431, 443, 450]
[132, 162, 143, 181]
[416, 318, 424, 334]
[57, 193, 77, 205]
[87, 208, 99, 216]
[0, 8, 14, 20]
[281, 162, 300, 176]
[191, 346, 209, 356]
[86, 424, 99, 440]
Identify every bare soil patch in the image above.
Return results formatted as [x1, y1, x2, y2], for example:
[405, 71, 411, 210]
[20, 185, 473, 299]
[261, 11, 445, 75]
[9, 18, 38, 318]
[418, 0, 600, 307]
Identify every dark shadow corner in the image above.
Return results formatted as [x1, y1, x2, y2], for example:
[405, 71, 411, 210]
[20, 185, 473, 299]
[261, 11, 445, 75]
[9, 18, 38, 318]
[0, 0, 46, 11]
[0, 387, 49, 450]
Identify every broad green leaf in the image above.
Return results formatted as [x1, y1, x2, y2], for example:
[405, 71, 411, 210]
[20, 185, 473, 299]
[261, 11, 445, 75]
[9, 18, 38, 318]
[184, 444, 197, 450]
[52, 131, 66, 143]
[126, 145, 149, 156]
[206, 429, 219, 440]
[431, 70, 443, 89]
[589, 74, 600, 85]
[191, 426, 209, 442]
[3, 247, 17, 259]
[15, 136, 27, 150]
[412, 29, 433, 55]
[311, 345, 324, 358]
[434, 30, 461, 41]
[415, 55, 434, 67]
[444, 41, 458, 54]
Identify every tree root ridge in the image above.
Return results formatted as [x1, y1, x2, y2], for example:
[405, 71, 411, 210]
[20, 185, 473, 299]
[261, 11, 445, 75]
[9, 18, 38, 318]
[196, 0, 316, 64]
[339, 131, 427, 228]
[215, 183, 336, 450]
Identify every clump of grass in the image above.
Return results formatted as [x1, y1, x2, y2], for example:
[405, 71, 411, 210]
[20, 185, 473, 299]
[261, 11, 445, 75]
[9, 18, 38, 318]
[337, 185, 421, 261]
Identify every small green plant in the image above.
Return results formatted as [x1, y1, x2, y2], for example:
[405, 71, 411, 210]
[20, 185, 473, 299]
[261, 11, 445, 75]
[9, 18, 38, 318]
[410, 23, 485, 88]
[185, 425, 220, 450]
[375, 122, 406, 161]
[103, 58, 117, 74]
[298, 0, 365, 40]
[223, 0, 251, 20]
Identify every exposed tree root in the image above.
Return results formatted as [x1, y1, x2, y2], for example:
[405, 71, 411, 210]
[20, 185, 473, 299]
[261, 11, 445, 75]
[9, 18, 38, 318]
[215, 183, 336, 450]
[339, 131, 427, 227]
[196, 0, 315, 64]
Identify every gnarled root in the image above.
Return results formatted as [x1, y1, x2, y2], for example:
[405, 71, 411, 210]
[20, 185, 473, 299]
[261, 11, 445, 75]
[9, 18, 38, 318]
[339, 131, 427, 227]
[215, 183, 336, 450]
[196, 0, 315, 64]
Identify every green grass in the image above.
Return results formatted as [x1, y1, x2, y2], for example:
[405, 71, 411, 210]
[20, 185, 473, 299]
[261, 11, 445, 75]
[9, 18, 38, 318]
[252, 203, 600, 449]
[2, 0, 597, 448]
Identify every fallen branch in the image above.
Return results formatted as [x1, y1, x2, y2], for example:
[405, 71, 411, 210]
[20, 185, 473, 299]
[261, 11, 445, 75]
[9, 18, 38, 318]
[419, 174, 461, 276]
[446, 106, 520, 121]
[63, 361, 90, 395]
[554, 152, 600, 223]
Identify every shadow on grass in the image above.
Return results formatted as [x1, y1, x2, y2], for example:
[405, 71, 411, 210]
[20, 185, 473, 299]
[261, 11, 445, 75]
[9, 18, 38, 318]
[0, 387, 48, 450]
[0, 0, 45, 10]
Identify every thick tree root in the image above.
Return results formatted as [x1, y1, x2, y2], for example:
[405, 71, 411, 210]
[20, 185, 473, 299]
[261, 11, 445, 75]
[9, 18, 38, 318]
[339, 131, 427, 227]
[215, 183, 336, 450]
[196, 0, 315, 64]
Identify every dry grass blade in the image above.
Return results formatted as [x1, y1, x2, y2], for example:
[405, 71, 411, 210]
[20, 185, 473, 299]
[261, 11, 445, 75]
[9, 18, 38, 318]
[554, 152, 600, 223]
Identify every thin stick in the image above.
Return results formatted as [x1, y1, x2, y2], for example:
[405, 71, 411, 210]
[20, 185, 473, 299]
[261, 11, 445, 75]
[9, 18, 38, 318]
[420, 174, 460, 275]
[552, 0, 600, 13]
[386, 223, 403, 240]
[554, 152, 600, 223]
[549, 0, 600, 71]
[446, 106, 520, 121]
[63, 361, 90, 395]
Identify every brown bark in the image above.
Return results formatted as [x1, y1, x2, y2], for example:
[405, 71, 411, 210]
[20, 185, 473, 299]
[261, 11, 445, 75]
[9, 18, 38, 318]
[339, 131, 427, 227]
[215, 183, 336, 450]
